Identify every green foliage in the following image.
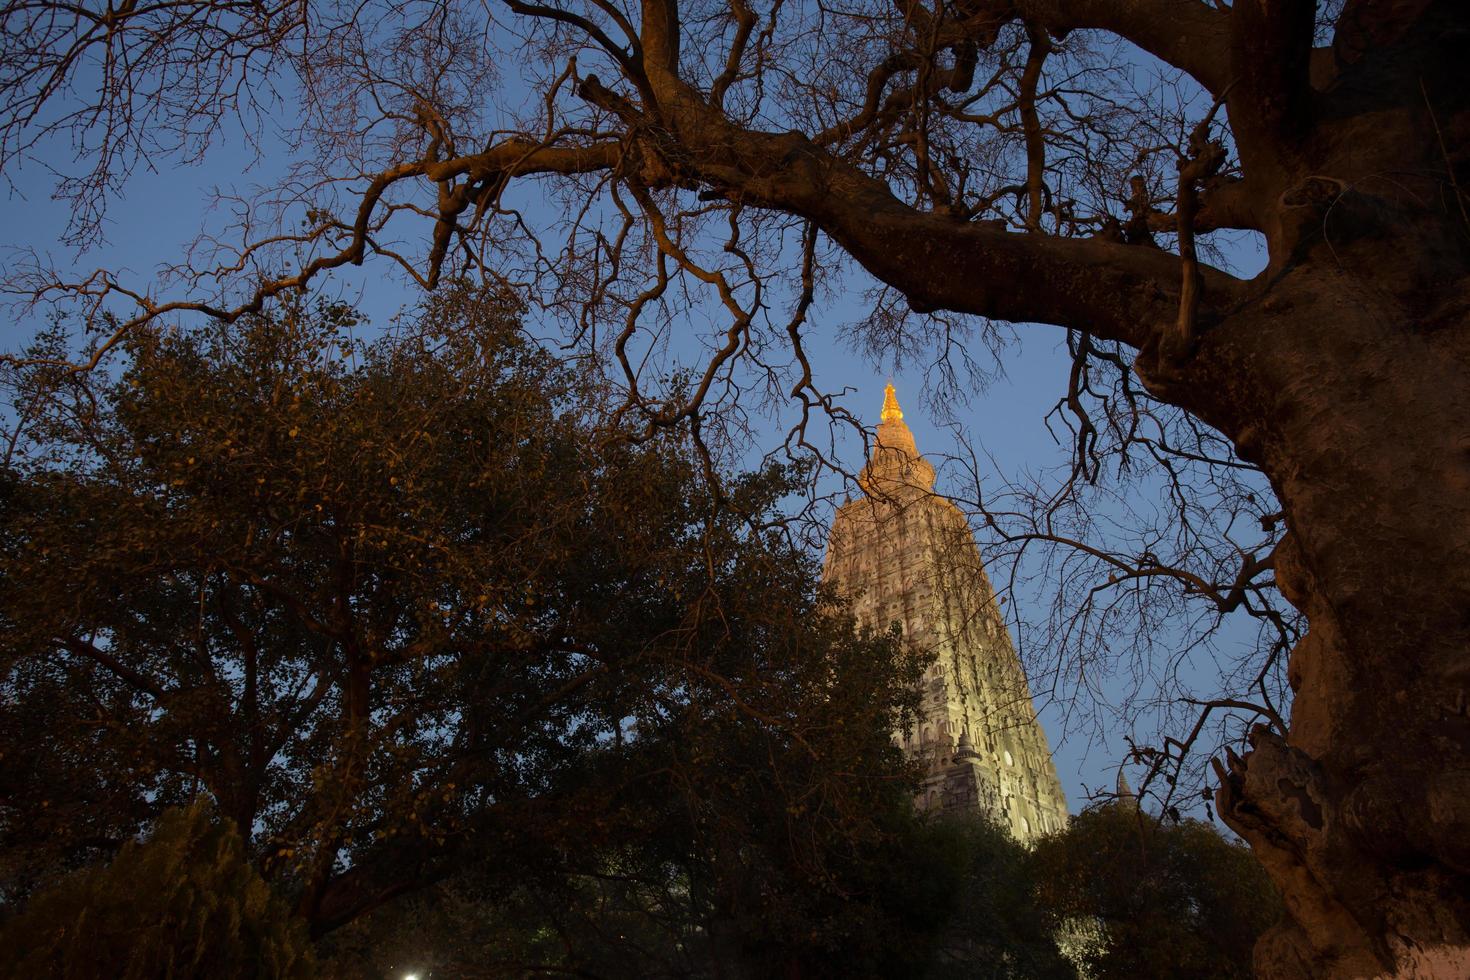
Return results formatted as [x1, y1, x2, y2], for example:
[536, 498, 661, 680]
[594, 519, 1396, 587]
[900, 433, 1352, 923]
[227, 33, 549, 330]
[0, 286, 926, 960]
[1029, 804, 1282, 979]
[323, 808, 1074, 980]
[317, 600, 932, 977]
[0, 801, 314, 979]
[914, 816, 1076, 979]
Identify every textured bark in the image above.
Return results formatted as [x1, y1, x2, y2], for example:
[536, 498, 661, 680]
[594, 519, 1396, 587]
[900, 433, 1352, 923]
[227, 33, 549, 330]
[1125, 8, 1470, 968]
[1176, 269, 1470, 979]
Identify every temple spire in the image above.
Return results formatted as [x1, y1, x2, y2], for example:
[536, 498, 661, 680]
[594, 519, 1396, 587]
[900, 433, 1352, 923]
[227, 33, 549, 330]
[861, 381, 934, 492]
[823, 385, 1070, 837]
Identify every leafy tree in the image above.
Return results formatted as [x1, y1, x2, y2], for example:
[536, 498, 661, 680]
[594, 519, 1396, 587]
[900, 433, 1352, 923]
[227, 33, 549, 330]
[5, 2, 1470, 971]
[321, 807, 1078, 979]
[1030, 805, 1281, 980]
[0, 801, 316, 980]
[917, 817, 1075, 980]
[317, 607, 940, 977]
[0, 288, 924, 950]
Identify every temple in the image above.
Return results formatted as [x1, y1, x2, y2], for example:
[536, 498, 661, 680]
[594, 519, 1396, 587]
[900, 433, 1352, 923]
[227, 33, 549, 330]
[822, 384, 1069, 840]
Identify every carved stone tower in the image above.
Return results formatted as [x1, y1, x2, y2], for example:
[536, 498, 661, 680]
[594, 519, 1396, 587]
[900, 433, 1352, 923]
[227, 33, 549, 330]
[822, 385, 1069, 841]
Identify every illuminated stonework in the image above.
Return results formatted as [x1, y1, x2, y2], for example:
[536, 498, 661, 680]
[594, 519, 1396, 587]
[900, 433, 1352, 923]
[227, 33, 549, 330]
[823, 385, 1069, 840]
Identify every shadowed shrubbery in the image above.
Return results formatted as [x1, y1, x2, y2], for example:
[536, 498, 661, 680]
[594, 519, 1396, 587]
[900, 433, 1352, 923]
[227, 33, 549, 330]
[0, 801, 315, 979]
[1030, 804, 1281, 979]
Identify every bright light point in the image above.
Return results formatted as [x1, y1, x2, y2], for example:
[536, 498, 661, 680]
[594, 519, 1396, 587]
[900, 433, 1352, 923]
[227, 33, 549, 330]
[403, 974, 419, 980]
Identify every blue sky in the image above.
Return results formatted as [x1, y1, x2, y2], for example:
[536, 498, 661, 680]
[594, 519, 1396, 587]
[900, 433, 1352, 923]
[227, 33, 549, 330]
[0, 85, 1274, 823]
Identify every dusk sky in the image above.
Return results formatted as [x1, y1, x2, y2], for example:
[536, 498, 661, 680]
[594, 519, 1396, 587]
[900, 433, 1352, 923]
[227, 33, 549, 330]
[1, 108, 1272, 820]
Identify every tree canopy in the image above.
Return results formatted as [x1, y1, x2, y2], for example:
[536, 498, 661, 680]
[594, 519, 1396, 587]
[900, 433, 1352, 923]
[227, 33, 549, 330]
[314, 803, 1281, 979]
[1031, 803, 1281, 980]
[0, 801, 317, 980]
[0, 287, 926, 951]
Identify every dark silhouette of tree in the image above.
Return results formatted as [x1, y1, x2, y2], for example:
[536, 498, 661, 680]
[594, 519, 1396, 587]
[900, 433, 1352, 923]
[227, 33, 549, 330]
[0, 801, 317, 979]
[1030, 803, 1281, 980]
[2, 1, 1468, 973]
[0, 287, 925, 948]
[320, 809, 1077, 979]
[914, 816, 1076, 980]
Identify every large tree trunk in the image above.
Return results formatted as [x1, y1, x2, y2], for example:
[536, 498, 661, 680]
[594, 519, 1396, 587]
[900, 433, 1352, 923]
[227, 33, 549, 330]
[1150, 216, 1470, 976]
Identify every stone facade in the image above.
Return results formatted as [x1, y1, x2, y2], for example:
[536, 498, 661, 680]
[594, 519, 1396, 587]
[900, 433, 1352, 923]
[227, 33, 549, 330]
[822, 385, 1068, 841]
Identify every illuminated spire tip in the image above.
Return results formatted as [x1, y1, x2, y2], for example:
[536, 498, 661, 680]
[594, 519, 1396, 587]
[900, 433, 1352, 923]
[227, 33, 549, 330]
[881, 382, 903, 423]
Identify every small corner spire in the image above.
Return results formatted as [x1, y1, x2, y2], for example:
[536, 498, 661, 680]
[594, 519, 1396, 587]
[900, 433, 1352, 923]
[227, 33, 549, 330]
[881, 381, 903, 423]
[1116, 768, 1138, 807]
